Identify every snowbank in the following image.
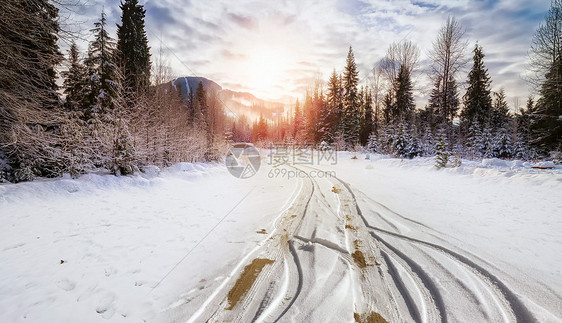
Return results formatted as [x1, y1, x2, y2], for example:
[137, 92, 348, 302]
[0, 161, 297, 322]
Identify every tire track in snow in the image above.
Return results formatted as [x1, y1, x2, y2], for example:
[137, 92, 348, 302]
[371, 226, 535, 322]
[183, 168, 312, 323]
[303, 166, 419, 322]
[222, 165, 315, 322]
[272, 240, 304, 322]
[328, 172, 535, 323]
[380, 250, 423, 323]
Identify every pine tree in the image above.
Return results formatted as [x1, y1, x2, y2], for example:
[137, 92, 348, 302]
[0, 0, 63, 181]
[62, 42, 85, 111]
[434, 138, 449, 169]
[394, 64, 415, 120]
[117, 0, 151, 100]
[444, 76, 460, 122]
[492, 127, 513, 159]
[467, 119, 483, 158]
[83, 11, 138, 174]
[293, 99, 304, 140]
[524, 96, 535, 114]
[428, 77, 444, 125]
[422, 125, 435, 156]
[195, 81, 208, 129]
[342, 46, 360, 146]
[367, 132, 378, 152]
[111, 116, 136, 175]
[491, 89, 510, 130]
[58, 111, 94, 177]
[83, 11, 121, 118]
[360, 89, 374, 146]
[306, 88, 323, 143]
[480, 124, 494, 158]
[461, 44, 493, 131]
[382, 91, 393, 124]
[531, 55, 562, 153]
[393, 121, 422, 159]
[514, 103, 535, 160]
[324, 70, 344, 142]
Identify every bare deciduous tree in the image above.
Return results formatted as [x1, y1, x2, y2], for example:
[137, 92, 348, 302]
[529, 0, 562, 86]
[428, 16, 468, 123]
[380, 40, 420, 87]
[429, 16, 468, 83]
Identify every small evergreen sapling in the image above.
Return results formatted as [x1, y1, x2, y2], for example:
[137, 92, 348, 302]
[434, 138, 449, 169]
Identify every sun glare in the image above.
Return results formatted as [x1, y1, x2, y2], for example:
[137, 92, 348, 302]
[246, 46, 290, 99]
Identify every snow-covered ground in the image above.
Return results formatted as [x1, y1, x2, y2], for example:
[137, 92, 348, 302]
[0, 154, 561, 322]
[0, 163, 297, 322]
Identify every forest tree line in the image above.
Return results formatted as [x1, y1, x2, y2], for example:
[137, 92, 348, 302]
[1, 0, 227, 182]
[240, 2, 561, 167]
[1, 0, 560, 182]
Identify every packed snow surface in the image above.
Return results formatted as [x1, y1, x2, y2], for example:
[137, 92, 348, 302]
[0, 154, 560, 322]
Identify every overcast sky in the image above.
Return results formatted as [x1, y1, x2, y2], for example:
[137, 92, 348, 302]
[65, 0, 551, 110]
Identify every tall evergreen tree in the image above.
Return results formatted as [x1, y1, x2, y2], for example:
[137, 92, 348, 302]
[117, 0, 151, 100]
[394, 64, 415, 120]
[382, 90, 393, 124]
[524, 96, 536, 114]
[342, 46, 360, 146]
[461, 44, 493, 131]
[428, 77, 443, 125]
[321, 70, 342, 142]
[531, 55, 562, 153]
[62, 42, 85, 111]
[83, 11, 137, 174]
[0, 0, 63, 181]
[83, 11, 121, 118]
[309, 88, 324, 143]
[491, 89, 510, 130]
[195, 81, 208, 129]
[444, 76, 460, 122]
[360, 89, 374, 146]
[293, 99, 304, 139]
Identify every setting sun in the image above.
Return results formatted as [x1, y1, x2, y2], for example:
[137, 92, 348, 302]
[246, 47, 289, 97]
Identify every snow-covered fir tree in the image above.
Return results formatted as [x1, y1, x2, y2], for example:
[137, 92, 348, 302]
[342, 47, 361, 147]
[492, 128, 513, 159]
[491, 89, 510, 131]
[393, 121, 422, 159]
[117, 0, 151, 100]
[394, 64, 415, 120]
[82, 11, 137, 174]
[322, 70, 344, 143]
[360, 89, 374, 146]
[0, 0, 63, 181]
[434, 137, 449, 169]
[62, 42, 85, 111]
[461, 44, 493, 132]
[83, 11, 121, 118]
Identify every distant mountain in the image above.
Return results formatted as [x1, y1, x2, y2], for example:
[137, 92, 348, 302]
[170, 76, 286, 122]
[172, 77, 222, 99]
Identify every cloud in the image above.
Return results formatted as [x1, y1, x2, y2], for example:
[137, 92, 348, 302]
[227, 13, 257, 30]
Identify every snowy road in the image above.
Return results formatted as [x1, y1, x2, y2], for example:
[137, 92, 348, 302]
[172, 162, 558, 323]
[1, 155, 561, 322]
